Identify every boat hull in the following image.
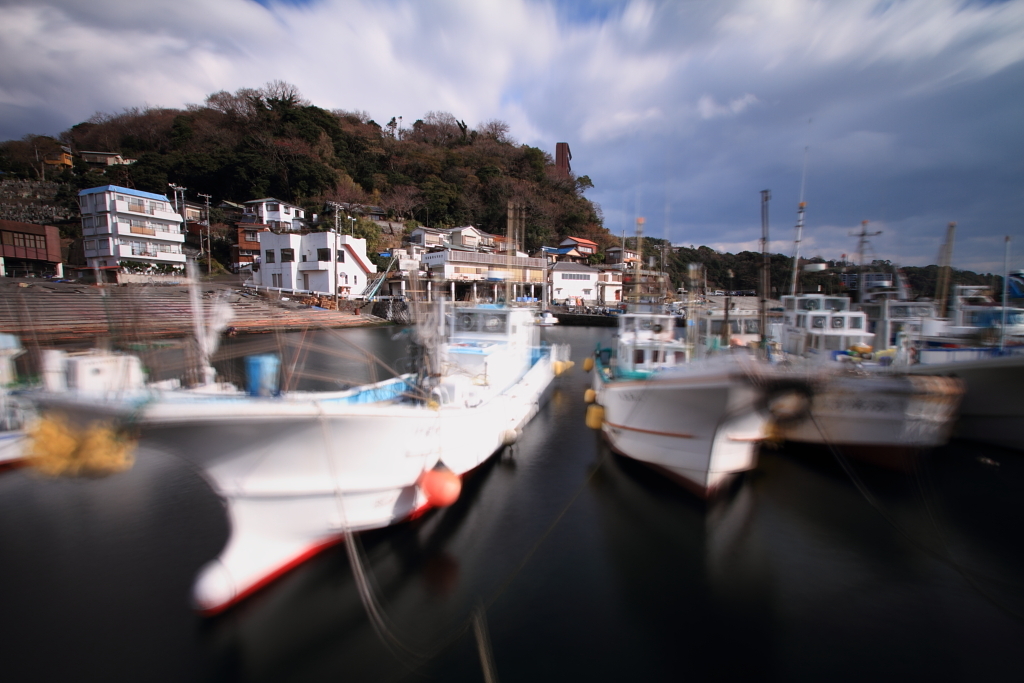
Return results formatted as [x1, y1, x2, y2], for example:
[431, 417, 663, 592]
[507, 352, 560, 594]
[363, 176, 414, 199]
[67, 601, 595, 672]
[908, 353, 1024, 451]
[777, 373, 962, 450]
[594, 362, 766, 497]
[28, 352, 562, 612]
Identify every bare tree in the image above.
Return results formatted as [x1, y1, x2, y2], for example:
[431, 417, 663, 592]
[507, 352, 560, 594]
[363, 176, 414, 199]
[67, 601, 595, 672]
[260, 80, 309, 107]
[479, 119, 513, 144]
[382, 185, 422, 219]
[422, 111, 460, 146]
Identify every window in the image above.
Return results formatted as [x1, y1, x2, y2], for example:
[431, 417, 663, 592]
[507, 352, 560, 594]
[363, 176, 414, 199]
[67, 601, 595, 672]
[271, 273, 282, 287]
[283, 206, 291, 215]
[353, 275, 358, 284]
[265, 250, 275, 263]
[267, 203, 279, 211]
[317, 248, 330, 261]
[850, 317, 863, 329]
[3, 232, 46, 249]
[744, 320, 760, 334]
[301, 254, 307, 262]
[281, 249, 295, 262]
[245, 231, 258, 242]
[561, 273, 590, 280]
[337, 250, 345, 262]
[84, 240, 95, 250]
[633, 349, 645, 365]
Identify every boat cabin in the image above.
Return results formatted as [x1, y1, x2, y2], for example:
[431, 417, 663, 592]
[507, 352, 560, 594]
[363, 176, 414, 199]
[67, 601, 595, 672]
[614, 313, 691, 374]
[444, 306, 539, 393]
[697, 307, 761, 349]
[856, 299, 937, 351]
[779, 294, 873, 358]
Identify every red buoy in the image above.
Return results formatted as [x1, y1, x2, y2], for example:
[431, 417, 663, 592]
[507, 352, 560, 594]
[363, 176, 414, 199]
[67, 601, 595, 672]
[420, 469, 461, 507]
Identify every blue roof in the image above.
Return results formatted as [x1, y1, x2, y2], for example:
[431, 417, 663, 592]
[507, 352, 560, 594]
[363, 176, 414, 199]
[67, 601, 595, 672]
[78, 185, 171, 203]
[542, 246, 577, 255]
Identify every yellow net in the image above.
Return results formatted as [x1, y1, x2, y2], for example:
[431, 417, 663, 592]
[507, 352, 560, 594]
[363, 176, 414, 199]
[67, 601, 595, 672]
[26, 414, 136, 477]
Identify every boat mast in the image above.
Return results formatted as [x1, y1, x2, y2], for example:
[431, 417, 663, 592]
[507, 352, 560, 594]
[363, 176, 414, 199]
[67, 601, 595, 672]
[852, 220, 882, 303]
[759, 190, 771, 349]
[632, 217, 644, 307]
[1001, 235, 1011, 351]
[935, 222, 956, 317]
[790, 146, 809, 296]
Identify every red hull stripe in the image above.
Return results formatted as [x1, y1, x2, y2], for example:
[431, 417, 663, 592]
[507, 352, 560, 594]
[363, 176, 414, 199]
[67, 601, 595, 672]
[604, 421, 695, 439]
[198, 498, 436, 617]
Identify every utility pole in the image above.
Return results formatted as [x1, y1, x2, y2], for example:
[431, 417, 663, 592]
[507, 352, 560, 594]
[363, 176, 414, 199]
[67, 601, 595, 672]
[327, 201, 343, 308]
[198, 193, 212, 275]
[168, 184, 186, 215]
[759, 190, 771, 348]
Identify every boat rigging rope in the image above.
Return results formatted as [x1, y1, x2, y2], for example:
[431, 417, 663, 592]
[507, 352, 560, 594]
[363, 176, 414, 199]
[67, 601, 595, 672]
[810, 414, 1024, 623]
[314, 401, 435, 669]
[309, 393, 598, 676]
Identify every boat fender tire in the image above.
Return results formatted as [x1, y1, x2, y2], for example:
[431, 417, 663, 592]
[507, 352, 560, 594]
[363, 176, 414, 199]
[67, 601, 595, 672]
[584, 388, 596, 404]
[583, 357, 595, 372]
[761, 382, 814, 426]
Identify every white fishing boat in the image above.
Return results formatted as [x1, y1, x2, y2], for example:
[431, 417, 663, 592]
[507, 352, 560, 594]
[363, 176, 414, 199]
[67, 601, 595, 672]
[27, 302, 569, 614]
[855, 283, 1024, 451]
[775, 293, 962, 455]
[0, 334, 28, 467]
[587, 310, 791, 497]
[536, 310, 559, 326]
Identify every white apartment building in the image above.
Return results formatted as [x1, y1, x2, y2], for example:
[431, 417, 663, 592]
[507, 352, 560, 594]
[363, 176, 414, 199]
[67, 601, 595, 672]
[255, 231, 376, 298]
[78, 185, 186, 271]
[242, 198, 306, 231]
[550, 261, 600, 305]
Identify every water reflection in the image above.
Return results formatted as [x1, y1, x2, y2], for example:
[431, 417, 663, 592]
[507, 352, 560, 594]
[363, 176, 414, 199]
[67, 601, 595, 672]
[1, 325, 1022, 681]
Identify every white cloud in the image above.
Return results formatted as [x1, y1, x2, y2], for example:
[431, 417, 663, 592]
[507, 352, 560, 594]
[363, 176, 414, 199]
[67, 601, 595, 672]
[0, 0, 1022, 269]
[696, 93, 758, 120]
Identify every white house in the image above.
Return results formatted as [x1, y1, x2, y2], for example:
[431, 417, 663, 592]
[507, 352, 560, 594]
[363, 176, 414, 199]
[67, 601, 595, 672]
[550, 261, 600, 305]
[596, 267, 624, 304]
[78, 185, 186, 271]
[255, 231, 376, 298]
[242, 198, 307, 231]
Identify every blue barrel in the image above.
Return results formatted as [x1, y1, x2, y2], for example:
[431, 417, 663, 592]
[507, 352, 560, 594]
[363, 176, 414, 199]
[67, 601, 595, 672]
[245, 354, 280, 396]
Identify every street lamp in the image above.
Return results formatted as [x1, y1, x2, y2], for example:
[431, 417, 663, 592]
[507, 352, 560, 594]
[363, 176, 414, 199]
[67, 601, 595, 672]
[346, 216, 356, 234]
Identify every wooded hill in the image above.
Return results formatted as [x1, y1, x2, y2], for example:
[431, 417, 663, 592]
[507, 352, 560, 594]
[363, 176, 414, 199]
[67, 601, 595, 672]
[0, 80, 1005, 299]
[0, 81, 605, 257]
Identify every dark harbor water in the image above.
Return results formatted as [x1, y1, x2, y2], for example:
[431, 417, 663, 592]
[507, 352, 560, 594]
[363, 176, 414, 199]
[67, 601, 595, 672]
[2, 325, 1023, 681]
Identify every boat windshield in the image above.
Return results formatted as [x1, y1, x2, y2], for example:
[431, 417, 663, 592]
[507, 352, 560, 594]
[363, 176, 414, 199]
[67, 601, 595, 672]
[454, 311, 509, 334]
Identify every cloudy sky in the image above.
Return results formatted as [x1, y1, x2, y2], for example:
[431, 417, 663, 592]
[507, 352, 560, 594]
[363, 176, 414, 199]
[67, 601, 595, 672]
[2, 0, 1022, 272]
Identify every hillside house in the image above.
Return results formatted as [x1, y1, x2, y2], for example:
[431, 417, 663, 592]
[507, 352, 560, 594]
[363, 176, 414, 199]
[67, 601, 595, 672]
[0, 220, 62, 277]
[559, 236, 599, 259]
[78, 185, 185, 271]
[550, 261, 599, 305]
[242, 198, 307, 231]
[255, 230, 376, 298]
